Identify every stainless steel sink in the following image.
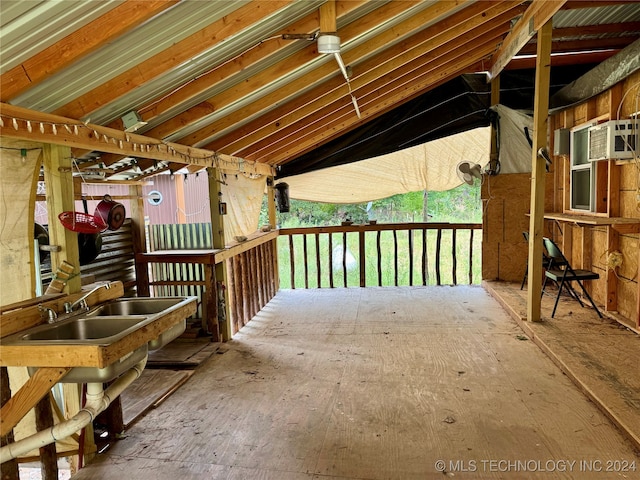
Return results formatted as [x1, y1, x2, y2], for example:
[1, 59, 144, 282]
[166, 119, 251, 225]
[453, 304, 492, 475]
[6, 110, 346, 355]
[3, 296, 197, 383]
[21, 316, 147, 342]
[87, 297, 189, 316]
[86, 297, 192, 350]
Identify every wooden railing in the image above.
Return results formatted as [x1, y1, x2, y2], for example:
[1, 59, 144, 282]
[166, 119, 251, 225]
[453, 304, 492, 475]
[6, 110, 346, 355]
[279, 223, 482, 289]
[138, 227, 278, 341]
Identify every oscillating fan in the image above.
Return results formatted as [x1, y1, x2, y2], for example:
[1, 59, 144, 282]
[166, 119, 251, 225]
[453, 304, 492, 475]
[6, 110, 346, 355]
[456, 161, 483, 186]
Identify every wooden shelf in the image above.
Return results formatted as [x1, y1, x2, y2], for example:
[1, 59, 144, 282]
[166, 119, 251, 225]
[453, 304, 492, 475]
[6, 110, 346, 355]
[543, 213, 640, 234]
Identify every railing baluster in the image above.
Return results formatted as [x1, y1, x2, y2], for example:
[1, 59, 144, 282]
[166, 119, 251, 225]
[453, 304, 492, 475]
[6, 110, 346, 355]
[376, 230, 382, 286]
[315, 233, 321, 288]
[303, 234, 309, 289]
[393, 229, 398, 286]
[452, 228, 457, 286]
[342, 231, 347, 287]
[436, 229, 442, 286]
[328, 233, 334, 288]
[421, 228, 427, 286]
[408, 229, 414, 286]
[468, 229, 474, 284]
[234, 254, 244, 330]
[289, 234, 295, 289]
[359, 230, 366, 287]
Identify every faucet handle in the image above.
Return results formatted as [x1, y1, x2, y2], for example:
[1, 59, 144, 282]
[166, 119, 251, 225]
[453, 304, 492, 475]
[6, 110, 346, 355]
[38, 304, 58, 323]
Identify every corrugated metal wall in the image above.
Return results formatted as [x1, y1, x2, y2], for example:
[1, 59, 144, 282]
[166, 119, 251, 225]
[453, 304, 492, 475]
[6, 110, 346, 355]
[35, 172, 212, 226]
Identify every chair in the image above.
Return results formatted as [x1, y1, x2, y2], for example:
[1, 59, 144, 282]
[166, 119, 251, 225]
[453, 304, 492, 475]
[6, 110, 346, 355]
[541, 237, 602, 318]
[520, 231, 559, 290]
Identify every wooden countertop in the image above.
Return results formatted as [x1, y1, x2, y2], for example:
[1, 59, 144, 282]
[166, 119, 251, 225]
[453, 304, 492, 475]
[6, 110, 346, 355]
[542, 213, 640, 233]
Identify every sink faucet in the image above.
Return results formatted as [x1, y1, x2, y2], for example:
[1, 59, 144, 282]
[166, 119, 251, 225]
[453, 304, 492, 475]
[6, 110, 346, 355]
[38, 305, 58, 324]
[64, 283, 112, 314]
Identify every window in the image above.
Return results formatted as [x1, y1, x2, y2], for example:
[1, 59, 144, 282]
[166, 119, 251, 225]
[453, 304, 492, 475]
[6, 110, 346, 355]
[569, 122, 596, 212]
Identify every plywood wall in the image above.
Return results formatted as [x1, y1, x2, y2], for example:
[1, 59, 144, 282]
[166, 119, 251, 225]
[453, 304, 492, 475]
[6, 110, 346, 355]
[549, 70, 640, 328]
[481, 172, 554, 283]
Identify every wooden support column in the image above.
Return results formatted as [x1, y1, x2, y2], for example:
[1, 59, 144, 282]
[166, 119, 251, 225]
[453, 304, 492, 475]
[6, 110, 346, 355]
[34, 394, 58, 480]
[130, 184, 150, 296]
[175, 174, 187, 224]
[208, 167, 227, 341]
[526, 19, 552, 322]
[1, 367, 19, 480]
[43, 144, 81, 294]
[267, 177, 277, 227]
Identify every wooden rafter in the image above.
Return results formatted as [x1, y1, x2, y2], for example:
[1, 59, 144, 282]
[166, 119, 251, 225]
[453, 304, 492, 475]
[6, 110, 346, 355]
[146, 0, 425, 144]
[0, 0, 180, 102]
[489, 0, 567, 79]
[185, 1, 521, 154]
[211, 1, 523, 156]
[235, 22, 512, 162]
[51, 1, 293, 120]
[206, 3, 522, 161]
[520, 36, 639, 55]
[264, 38, 500, 165]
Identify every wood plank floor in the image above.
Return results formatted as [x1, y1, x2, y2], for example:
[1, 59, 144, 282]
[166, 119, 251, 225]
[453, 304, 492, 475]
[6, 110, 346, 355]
[73, 287, 639, 480]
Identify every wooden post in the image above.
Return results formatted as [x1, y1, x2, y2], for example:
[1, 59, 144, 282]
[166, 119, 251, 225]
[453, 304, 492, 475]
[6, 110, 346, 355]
[1, 368, 19, 480]
[526, 19, 552, 322]
[34, 395, 58, 480]
[43, 144, 81, 294]
[359, 230, 366, 287]
[267, 177, 277, 228]
[207, 167, 226, 341]
[130, 184, 150, 296]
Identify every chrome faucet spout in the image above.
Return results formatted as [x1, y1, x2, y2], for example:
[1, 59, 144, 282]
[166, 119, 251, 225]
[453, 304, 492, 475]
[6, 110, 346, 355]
[64, 283, 112, 314]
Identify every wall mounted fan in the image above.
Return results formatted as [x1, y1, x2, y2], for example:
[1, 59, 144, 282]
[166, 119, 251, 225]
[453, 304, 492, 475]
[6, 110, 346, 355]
[456, 161, 483, 186]
[281, 0, 361, 118]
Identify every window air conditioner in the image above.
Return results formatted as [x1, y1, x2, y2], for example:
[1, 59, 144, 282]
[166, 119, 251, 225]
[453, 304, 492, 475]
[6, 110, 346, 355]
[587, 120, 638, 161]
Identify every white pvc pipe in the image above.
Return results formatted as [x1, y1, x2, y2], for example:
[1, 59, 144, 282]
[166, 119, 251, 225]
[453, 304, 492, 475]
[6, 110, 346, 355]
[0, 357, 147, 463]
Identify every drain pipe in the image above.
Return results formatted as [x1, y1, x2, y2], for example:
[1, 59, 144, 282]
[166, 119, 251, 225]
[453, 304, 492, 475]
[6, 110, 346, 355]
[0, 357, 147, 463]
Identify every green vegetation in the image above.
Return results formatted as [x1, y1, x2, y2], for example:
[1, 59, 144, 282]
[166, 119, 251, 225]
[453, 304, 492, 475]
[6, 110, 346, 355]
[260, 182, 482, 227]
[261, 183, 483, 288]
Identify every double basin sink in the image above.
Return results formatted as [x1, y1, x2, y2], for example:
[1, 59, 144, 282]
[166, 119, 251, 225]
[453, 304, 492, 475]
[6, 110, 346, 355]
[3, 297, 197, 383]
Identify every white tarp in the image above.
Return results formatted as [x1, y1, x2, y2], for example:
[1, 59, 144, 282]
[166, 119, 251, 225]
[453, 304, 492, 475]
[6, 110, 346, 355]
[281, 105, 535, 204]
[283, 127, 492, 204]
[492, 104, 533, 174]
[221, 173, 265, 244]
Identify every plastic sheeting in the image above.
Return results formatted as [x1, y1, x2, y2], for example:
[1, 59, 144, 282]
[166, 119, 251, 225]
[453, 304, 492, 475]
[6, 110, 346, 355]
[492, 104, 533, 174]
[220, 173, 265, 244]
[283, 127, 491, 204]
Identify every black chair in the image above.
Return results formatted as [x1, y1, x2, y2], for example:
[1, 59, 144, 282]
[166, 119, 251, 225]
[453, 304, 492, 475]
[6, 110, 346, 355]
[520, 231, 558, 290]
[541, 237, 602, 318]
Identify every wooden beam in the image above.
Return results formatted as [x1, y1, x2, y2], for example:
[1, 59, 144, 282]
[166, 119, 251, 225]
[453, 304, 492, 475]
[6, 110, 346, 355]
[319, 0, 337, 33]
[0, 1, 179, 102]
[489, 0, 567, 79]
[526, 19, 553, 322]
[0, 367, 71, 437]
[0, 103, 273, 176]
[519, 37, 637, 55]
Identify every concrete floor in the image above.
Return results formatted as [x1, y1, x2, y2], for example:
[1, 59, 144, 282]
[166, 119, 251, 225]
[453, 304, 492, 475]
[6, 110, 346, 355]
[72, 286, 639, 479]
